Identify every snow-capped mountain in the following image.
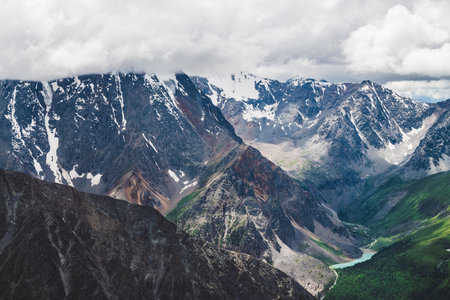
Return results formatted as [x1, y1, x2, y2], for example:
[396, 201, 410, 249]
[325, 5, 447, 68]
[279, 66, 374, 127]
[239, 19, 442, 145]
[0, 72, 363, 296]
[0, 73, 240, 214]
[193, 73, 449, 208]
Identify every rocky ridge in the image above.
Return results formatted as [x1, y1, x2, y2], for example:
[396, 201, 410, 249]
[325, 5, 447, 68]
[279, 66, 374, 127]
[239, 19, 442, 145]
[0, 168, 314, 299]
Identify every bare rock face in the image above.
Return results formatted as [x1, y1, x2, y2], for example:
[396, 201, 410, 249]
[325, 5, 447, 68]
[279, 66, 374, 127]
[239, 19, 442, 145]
[0, 168, 313, 300]
[168, 145, 358, 296]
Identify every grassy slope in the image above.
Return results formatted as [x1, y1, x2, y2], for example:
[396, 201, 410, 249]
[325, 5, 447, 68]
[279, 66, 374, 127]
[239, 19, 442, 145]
[341, 171, 450, 235]
[326, 217, 450, 299]
[166, 190, 201, 222]
[372, 172, 450, 234]
[327, 172, 450, 299]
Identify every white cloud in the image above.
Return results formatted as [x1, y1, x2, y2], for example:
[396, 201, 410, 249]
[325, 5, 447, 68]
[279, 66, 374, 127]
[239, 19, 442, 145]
[0, 0, 398, 81]
[0, 0, 449, 104]
[402, 43, 450, 77]
[342, 1, 450, 78]
[385, 80, 450, 102]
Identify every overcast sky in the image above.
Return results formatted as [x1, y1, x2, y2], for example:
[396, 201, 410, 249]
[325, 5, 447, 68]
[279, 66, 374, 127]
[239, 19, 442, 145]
[1, 0, 450, 102]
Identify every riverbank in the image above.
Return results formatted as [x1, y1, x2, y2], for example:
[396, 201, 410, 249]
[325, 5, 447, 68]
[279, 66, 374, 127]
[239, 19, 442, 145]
[330, 252, 375, 269]
[330, 242, 377, 269]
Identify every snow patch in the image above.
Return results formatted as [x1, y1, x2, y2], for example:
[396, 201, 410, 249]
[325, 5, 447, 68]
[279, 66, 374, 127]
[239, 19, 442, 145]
[5, 88, 25, 152]
[72, 76, 83, 90]
[113, 74, 127, 131]
[86, 172, 102, 186]
[50, 81, 59, 92]
[146, 74, 183, 120]
[68, 165, 102, 186]
[43, 99, 63, 183]
[69, 165, 84, 179]
[306, 111, 321, 129]
[360, 83, 370, 91]
[142, 133, 158, 153]
[168, 170, 180, 182]
[242, 102, 278, 122]
[33, 159, 43, 175]
[179, 180, 198, 193]
[61, 168, 74, 187]
[207, 72, 260, 101]
[6, 88, 44, 178]
[206, 82, 221, 105]
[428, 154, 450, 175]
[41, 82, 53, 106]
[366, 113, 438, 167]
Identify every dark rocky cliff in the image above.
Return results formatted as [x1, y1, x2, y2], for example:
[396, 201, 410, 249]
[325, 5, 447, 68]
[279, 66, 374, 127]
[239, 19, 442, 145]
[0, 168, 313, 300]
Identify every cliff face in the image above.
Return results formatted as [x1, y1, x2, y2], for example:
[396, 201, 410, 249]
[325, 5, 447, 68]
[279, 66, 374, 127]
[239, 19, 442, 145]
[0, 168, 313, 300]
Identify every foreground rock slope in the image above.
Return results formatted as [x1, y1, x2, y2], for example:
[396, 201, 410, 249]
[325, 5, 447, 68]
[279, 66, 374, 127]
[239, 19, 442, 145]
[0, 168, 313, 300]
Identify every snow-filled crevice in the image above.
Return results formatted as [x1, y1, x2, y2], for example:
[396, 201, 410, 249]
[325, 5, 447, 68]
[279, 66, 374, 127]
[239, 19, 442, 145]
[42, 83, 63, 184]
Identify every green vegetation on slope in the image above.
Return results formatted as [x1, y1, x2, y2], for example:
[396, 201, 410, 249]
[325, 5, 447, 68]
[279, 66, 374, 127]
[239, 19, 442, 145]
[309, 237, 344, 258]
[166, 190, 201, 222]
[340, 171, 450, 236]
[327, 171, 450, 299]
[325, 217, 450, 300]
[373, 172, 450, 234]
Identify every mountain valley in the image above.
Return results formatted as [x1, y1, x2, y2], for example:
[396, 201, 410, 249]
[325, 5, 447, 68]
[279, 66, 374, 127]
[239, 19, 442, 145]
[0, 72, 369, 296]
[193, 73, 450, 299]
